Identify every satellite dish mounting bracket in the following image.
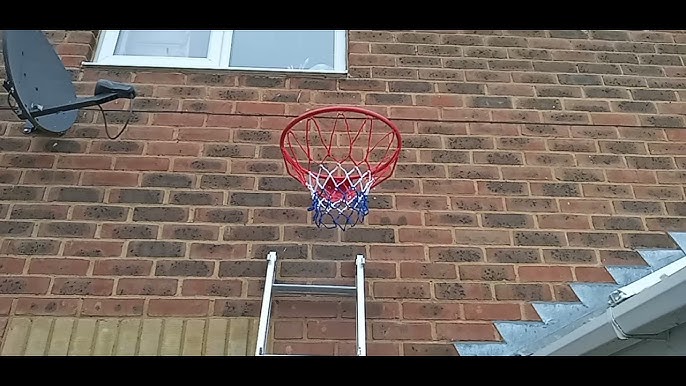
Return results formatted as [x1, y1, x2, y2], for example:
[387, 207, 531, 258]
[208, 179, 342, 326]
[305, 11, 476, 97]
[2, 30, 137, 136]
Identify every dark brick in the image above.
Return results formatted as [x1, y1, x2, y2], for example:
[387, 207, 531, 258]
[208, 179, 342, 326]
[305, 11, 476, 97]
[164, 225, 218, 240]
[603, 75, 647, 87]
[0, 277, 50, 294]
[621, 65, 665, 76]
[52, 278, 113, 296]
[639, 115, 685, 128]
[426, 150, 469, 164]
[615, 201, 664, 215]
[127, 241, 185, 258]
[632, 89, 677, 101]
[116, 278, 177, 296]
[535, 86, 582, 98]
[567, 232, 620, 248]
[429, 248, 483, 262]
[440, 82, 485, 94]
[200, 175, 254, 190]
[583, 87, 631, 99]
[556, 169, 605, 182]
[109, 189, 163, 204]
[0, 186, 43, 201]
[447, 137, 493, 150]
[281, 261, 336, 278]
[2, 239, 60, 255]
[592, 216, 645, 231]
[627, 156, 675, 170]
[224, 226, 279, 241]
[540, 183, 581, 197]
[444, 59, 487, 69]
[600, 141, 645, 154]
[549, 30, 589, 39]
[142, 173, 193, 188]
[515, 98, 561, 110]
[133, 207, 188, 222]
[558, 74, 603, 85]
[435, 283, 491, 300]
[486, 248, 541, 264]
[590, 30, 630, 40]
[48, 187, 102, 202]
[0, 221, 32, 237]
[10, 205, 68, 220]
[219, 261, 267, 277]
[482, 214, 532, 228]
[448, 166, 499, 180]
[467, 96, 512, 109]
[514, 231, 565, 246]
[366, 93, 412, 105]
[204, 144, 254, 158]
[0, 138, 30, 152]
[194, 208, 247, 223]
[639, 54, 682, 66]
[215, 300, 260, 317]
[258, 177, 305, 192]
[73, 206, 128, 221]
[543, 249, 596, 264]
[312, 244, 365, 261]
[155, 260, 213, 277]
[102, 224, 157, 239]
[252, 244, 307, 260]
[170, 192, 222, 206]
[623, 233, 676, 249]
[38, 222, 95, 238]
[482, 181, 527, 195]
[229, 192, 279, 207]
[343, 228, 395, 243]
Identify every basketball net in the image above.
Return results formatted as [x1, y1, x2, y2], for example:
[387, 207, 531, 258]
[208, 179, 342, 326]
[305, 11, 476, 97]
[280, 106, 402, 231]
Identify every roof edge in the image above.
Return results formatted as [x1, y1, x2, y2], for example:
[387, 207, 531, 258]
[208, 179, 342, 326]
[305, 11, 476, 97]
[532, 258, 686, 356]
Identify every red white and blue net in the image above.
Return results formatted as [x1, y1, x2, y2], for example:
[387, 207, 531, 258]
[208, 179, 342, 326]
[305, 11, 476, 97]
[280, 106, 402, 231]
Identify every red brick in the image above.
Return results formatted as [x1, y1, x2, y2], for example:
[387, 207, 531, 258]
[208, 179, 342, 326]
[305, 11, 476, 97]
[463, 303, 522, 321]
[374, 282, 431, 299]
[273, 342, 335, 356]
[28, 258, 89, 276]
[114, 156, 170, 171]
[435, 322, 498, 341]
[82, 171, 139, 187]
[518, 266, 574, 282]
[0, 298, 11, 315]
[15, 298, 79, 316]
[274, 300, 339, 318]
[402, 302, 462, 320]
[372, 322, 432, 340]
[274, 321, 304, 339]
[93, 259, 153, 276]
[307, 321, 356, 340]
[400, 262, 457, 279]
[575, 267, 615, 282]
[147, 142, 201, 156]
[181, 279, 242, 297]
[82, 299, 144, 316]
[398, 228, 453, 244]
[148, 299, 209, 316]
[0, 257, 25, 274]
[63, 240, 123, 257]
[369, 245, 426, 261]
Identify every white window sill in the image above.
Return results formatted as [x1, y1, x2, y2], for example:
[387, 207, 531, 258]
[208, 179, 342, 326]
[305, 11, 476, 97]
[81, 61, 349, 77]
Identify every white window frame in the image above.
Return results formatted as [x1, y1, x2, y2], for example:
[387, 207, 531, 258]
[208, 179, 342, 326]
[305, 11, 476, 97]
[88, 30, 348, 74]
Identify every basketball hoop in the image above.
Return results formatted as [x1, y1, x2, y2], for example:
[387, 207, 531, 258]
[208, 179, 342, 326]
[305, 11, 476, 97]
[280, 106, 402, 231]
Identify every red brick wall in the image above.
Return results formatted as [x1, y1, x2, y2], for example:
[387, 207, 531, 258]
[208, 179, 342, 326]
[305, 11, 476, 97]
[1, 30, 686, 355]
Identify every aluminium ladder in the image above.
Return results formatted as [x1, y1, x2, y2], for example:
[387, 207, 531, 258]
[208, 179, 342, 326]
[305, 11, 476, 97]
[254, 251, 367, 356]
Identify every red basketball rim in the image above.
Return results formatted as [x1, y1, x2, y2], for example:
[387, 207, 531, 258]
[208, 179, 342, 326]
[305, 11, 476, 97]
[279, 105, 403, 189]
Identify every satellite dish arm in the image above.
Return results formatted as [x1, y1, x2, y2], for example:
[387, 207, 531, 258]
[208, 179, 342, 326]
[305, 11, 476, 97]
[6, 79, 137, 119]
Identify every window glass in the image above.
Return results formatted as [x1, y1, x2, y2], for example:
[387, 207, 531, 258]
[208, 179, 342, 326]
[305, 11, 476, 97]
[114, 30, 211, 58]
[229, 30, 336, 71]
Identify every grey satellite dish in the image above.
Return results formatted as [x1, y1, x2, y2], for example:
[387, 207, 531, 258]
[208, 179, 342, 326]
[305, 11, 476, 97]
[2, 30, 137, 135]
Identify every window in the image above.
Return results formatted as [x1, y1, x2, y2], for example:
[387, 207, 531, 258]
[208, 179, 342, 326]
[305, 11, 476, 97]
[90, 30, 348, 74]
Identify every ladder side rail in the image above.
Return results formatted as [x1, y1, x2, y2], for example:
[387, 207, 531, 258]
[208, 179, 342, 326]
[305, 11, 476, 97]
[255, 251, 278, 356]
[355, 254, 367, 356]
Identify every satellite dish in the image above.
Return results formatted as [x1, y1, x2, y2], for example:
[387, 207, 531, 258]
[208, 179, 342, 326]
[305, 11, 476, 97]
[2, 30, 137, 135]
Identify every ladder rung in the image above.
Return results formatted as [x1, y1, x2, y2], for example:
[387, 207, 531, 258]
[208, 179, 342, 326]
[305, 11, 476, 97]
[273, 283, 356, 296]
